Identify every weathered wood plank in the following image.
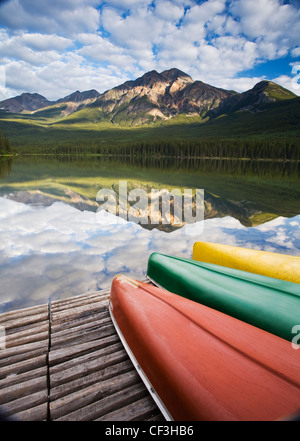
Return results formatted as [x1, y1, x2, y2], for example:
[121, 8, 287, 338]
[0, 354, 47, 380]
[0, 341, 48, 365]
[50, 340, 123, 374]
[50, 369, 141, 420]
[50, 323, 116, 349]
[49, 346, 126, 388]
[49, 333, 120, 367]
[49, 359, 133, 401]
[97, 396, 162, 421]
[51, 304, 108, 325]
[4, 331, 49, 350]
[50, 315, 111, 342]
[12, 402, 48, 422]
[6, 321, 49, 338]
[0, 366, 47, 390]
[0, 377, 47, 408]
[53, 383, 147, 421]
[1, 389, 48, 416]
[51, 288, 110, 305]
[0, 311, 49, 331]
[147, 413, 166, 421]
[5, 321, 48, 336]
[51, 291, 110, 312]
[50, 308, 109, 333]
[0, 282, 164, 422]
[0, 304, 48, 323]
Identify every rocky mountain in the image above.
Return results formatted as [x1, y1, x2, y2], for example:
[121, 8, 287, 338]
[208, 80, 296, 118]
[56, 89, 100, 104]
[0, 93, 52, 113]
[0, 89, 100, 114]
[0, 68, 297, 125]
[91, 68, 236, 124]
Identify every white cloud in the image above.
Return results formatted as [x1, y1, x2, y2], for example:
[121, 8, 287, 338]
[291, 47, 300, 57]
[184, 0, 226, 25]
[229, 0, 300, 56]
[0, 197, 300, 312]
[102, 0, 150, 8]
[77, 33, 138, 71]
[0, 0, 300, 99]
[101, 5, 167, 51]
[272, 74, 300, 95]
[154, 0, 185, 21]
[0, 0, 100, 35]
[208, 76, 266, 93]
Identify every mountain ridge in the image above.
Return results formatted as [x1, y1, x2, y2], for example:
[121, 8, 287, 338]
[0, 68, 297, 126]
[0, 89, 100, 114]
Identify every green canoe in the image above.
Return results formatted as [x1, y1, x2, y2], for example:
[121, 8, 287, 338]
[147, 252, 300, 343]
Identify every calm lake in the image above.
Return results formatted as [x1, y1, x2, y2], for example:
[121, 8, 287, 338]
[0, 155, 300, 313]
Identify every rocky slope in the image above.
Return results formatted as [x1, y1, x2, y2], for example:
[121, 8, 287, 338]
[0, 89, 100, 114]
[92, 68, 236, 124]
[0, 93, 52, 113]
[208, 80, 296, 117]
[0, 68, 296, 125]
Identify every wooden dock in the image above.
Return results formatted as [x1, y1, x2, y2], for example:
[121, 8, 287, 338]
[0, 287, 165, 421]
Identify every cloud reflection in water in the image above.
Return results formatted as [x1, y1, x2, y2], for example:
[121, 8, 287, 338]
[0, 197, 299, 313]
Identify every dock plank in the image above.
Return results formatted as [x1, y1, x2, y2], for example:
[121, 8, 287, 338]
[97, 396, 162, 421]
[0, 286, 165, 421]
[55, 384, 148, 421]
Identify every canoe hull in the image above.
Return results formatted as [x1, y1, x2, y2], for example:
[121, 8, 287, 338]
[193, 241, 300, 284]
[110, 275, 300, 421]
[147, 252, 300, 342]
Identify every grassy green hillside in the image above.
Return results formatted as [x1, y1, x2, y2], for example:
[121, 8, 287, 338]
[0, 95, 299, 155]
[264, 82, 297, 101]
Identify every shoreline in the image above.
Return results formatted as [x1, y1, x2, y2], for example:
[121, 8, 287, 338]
[2, 153, 300, 163]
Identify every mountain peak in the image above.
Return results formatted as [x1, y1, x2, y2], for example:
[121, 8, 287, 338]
[254, 80, 296, 100]
[0, 92, 51, 113]
[208, 78, 297, 118]
[161, 68, 193, 82]
[252, 80, 273, 91]
[57, 89, 100, 103]
[139, 70, 162, 84]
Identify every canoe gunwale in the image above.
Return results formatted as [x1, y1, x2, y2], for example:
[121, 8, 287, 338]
[145, 275, 165, 290]
[108, 303, 173, 422]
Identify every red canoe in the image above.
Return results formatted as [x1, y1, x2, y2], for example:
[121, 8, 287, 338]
[110, 275, 300, 421]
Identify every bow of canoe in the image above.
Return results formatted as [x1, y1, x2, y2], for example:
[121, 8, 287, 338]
[110, 274, 300, 421]
[193, 242, 300, 284]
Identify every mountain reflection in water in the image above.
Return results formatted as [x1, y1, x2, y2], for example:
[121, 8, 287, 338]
[1, 155, 300, 230]
[0, 196, 299, 314]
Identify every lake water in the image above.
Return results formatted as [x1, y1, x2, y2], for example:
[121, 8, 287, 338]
[0, 155, 300, 313]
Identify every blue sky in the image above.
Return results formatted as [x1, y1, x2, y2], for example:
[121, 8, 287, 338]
[0, 0, 299, 100]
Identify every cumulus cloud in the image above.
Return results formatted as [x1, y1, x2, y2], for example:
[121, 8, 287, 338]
[0, 0, 100, 35]
[0, 197, 299, 313]
[0, 0, 300, 100]
[1, 48, 134, 100]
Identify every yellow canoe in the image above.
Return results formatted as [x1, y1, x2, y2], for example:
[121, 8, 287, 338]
[193, 241, 300, 284]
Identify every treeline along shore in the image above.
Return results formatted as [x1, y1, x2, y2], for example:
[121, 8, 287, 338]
[1, 126, 300, 161]
[46, 138, 300, 161]
[0, 130, 13, 155]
